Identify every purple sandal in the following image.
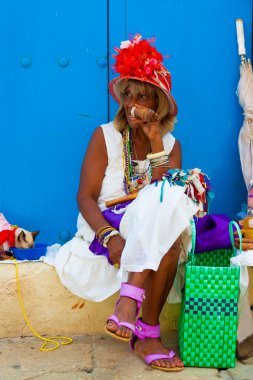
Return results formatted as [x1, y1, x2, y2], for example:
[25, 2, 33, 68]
[130, 318, 184, 372]
[105, 283, 145, 342]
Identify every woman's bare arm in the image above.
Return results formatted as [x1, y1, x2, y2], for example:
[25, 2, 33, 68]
[77, 127, 125, 265]
[168, 139, 182, 169]
[77, 127, 109, 231]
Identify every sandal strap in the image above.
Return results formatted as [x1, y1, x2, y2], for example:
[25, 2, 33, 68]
[120, 282, 145, 316]
[106, 314, 119, 325]
[120, 283, 145, 303]
[118, 321, 135, 334]
[135, 318, 160, 340]
[145, 351, 176, 365]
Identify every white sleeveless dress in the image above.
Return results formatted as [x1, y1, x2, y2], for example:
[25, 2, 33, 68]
[54, 122, 198, 301]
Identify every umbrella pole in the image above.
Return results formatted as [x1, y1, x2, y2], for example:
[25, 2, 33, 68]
[236, 18, 247, 63]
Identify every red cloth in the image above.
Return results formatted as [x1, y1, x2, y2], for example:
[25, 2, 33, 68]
[0, 229, 17, 247]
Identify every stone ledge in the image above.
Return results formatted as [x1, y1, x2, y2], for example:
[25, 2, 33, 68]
[1, 261, 180, 338]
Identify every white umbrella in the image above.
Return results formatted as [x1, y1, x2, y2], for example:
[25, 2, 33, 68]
[235, 20, 253, 347]
[236, 19, 253, 189]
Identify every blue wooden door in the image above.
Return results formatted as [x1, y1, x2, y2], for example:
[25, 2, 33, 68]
[109, 0, 252, 218]
[0, 1, 108, 244]
[1, 1, 252, 246]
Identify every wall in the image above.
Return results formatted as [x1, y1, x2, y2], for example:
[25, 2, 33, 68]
[0, 1, 252, 245]
[109, 0, 252, 218]
[0, 1, 108, 244]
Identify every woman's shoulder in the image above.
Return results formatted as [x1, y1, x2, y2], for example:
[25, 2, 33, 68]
[100, 121, 120, 135]
[98, 121, 122, 157]
[162, 131, 176, 154]
[88, 122, 121, 149]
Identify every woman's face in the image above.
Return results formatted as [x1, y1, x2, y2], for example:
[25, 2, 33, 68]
[122, 82, 158, 129]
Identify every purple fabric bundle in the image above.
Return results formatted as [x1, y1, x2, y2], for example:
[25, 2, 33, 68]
[195, 214, 233, 253]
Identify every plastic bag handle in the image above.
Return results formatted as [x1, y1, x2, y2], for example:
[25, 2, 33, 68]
[190, 220, 197, 264]
[190, 220, 196, 255]
[229, 220, 242, 255]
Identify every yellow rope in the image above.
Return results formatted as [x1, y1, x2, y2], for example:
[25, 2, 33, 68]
[14, 258, 73, 352]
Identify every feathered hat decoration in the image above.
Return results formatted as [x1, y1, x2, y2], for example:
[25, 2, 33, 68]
[109, 34, 177, 116]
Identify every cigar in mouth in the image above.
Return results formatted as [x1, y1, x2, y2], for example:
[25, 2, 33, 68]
[130, 106, 159, 123]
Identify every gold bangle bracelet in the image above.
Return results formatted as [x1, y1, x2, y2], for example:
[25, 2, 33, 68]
[95, 225, 112, 239]
[98, 227, 116, 240]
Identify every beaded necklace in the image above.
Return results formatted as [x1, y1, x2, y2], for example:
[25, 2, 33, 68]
[122, 125, 151, 194]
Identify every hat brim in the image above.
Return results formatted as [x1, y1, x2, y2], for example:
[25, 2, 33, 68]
[108, 76, 178, 117]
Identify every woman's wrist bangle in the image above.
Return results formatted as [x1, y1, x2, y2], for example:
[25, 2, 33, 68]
[95, 225, 113, 239]
[146, 150, 166, 160]
[151, 161, 170, 169]
[150, 155, 169, 168]
[149, 155, 169, 163]
[97, 226, 116, 244]
[102, 230, 120, 247]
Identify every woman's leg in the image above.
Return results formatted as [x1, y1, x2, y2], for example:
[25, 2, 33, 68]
[106, 238, 182, 349]
[142, 237, 181, 324]
[106, 270, 151, 339]
[133, 238, 184, 369]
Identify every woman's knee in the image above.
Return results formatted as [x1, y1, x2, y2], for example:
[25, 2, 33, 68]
[170, 237, 181, 253]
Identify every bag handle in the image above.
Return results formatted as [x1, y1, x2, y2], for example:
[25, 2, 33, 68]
[189, 219, 242, 264]
[190, 220, 197, 264]
[229, 220, 242, 255]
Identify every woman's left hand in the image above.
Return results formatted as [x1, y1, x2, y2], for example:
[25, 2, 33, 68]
[133, 104, 162, 145]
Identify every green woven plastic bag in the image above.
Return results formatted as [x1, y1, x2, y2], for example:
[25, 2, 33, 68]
[179, 220, 241, 368]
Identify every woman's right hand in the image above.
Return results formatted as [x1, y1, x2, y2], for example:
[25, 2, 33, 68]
[107, 235, 125, 267]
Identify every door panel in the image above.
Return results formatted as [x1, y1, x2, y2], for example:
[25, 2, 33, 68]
[109, 0, 252, 218]
[0, 1, 108, 244]
[0, 1, 252, 246]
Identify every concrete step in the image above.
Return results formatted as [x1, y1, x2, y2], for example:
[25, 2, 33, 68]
[1, 262, 180, 339]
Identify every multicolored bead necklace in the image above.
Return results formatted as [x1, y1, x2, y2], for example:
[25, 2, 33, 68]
[122, 125, 151, 194]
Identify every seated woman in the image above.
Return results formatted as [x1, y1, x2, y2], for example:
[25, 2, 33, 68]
[55, 34, 200, 372]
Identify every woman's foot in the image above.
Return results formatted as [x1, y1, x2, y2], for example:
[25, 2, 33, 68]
[106, 297, 137, 339]
[133, 337, 184, 371]
[105, 283, 145, 341]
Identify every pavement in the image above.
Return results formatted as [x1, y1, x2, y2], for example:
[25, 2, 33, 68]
[1, 331, 253, 380]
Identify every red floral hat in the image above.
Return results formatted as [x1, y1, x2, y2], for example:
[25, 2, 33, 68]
[109, 34, 177, 116]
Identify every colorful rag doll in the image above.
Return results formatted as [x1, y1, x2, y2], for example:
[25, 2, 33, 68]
[0, 213, 39, 256]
